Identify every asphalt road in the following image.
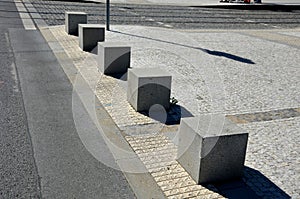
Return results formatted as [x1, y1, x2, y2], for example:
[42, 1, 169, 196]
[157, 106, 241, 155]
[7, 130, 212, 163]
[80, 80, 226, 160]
[9, 29, 135, 198]
[0, 0, 135, 198]
[0, 0, 41, 198]
[29, 0, 300, 29]
[0, 0, 40, 198]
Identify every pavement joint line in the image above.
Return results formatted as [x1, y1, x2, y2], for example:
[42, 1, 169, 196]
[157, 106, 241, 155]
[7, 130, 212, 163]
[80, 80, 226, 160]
[143, 157, 177, 165]
[131, 144, 175, 150]
[155, 173, 190, 183]
[145, 163, 179, 171]
[136, 150, 177, 157]
[135, 150, 178, 159]
[157, 175, 194, 185]
[141, 157, 177, 164]
[165, 187, 212, 197]
[130, 140, 171, 147]
[150, 164, 185, 173]
[160, 182, 197, 192]
[141, 153, 176, 159]
[151, 169, 187, 177]
[226, 107, 300, 124]
[135, 144, 175, 150]
[134, 146, 177, 154]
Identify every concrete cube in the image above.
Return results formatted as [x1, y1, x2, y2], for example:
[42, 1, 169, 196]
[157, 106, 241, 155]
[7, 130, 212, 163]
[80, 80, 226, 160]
[65, 11, 87, 35]
[79, 24, 105, 51]
[127, 68, 172, 112]
[98, 42, 131, 74]
[177, 116, 248, 184]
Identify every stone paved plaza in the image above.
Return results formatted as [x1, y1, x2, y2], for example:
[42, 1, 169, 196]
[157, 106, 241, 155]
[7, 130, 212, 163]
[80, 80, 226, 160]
[24, 0, 300, 198]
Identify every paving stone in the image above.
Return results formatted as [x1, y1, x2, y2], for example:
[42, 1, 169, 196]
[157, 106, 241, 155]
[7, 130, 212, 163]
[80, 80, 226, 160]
[44, 24, 299, 198]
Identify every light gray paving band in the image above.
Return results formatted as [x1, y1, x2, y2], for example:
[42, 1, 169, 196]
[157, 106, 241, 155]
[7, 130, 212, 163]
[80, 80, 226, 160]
[22, 0, 48, 28]
[14, 0, 36, 30]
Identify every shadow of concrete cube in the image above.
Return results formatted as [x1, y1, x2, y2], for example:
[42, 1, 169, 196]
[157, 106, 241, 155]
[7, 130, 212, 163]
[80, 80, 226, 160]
[177, 116, 248, 184]
[65, 11, 87, 36]
[79, 24, 105, 51]
[97, 42, 131, 75]
[127, 68, 172, 112]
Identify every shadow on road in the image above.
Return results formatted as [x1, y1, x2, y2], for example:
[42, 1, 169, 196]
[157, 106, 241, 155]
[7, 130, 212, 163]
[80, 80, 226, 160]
[203, 49, 255, 64]
[111, 30, 256, 65]
[204, 166, 290, 199]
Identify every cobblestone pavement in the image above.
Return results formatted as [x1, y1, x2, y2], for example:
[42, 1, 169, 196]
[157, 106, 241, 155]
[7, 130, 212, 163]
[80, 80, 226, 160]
[0, 0, 41, 197]
[28, 0, 300, 29]
[25, 0, 300, 198]
[242, 117, 300, 198]
[41, 24, 300, 198]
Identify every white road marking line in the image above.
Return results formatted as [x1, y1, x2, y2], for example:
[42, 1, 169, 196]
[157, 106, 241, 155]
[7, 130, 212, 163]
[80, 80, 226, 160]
[5, 32, 20, 92]
[128, 11, 139, 16]
[117, 8, 172, 28]
[14, 0, 36, 30]
[164, 24, 173, 28]
[146, 18, 155, 22]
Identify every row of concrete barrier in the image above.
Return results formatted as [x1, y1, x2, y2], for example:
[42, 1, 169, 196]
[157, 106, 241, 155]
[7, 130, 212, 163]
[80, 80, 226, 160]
[65, 11, 249, 185]
[65, 11, 173, 112]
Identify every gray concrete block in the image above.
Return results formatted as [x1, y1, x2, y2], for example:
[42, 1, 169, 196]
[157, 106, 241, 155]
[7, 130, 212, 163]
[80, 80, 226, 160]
[79, 24, 105, 51]
[65, 11, 87, 35]
[177, 116, 248, 184]
[98, 42, 131, 74]
[127, 68, 172, 112]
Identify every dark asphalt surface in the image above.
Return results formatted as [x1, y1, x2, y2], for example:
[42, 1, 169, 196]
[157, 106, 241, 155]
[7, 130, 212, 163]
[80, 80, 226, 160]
[9, 29, 135, 198]
[0, 0, 41, 198]
[29, 0, 300, 29]
[1, 0, 135, 198]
